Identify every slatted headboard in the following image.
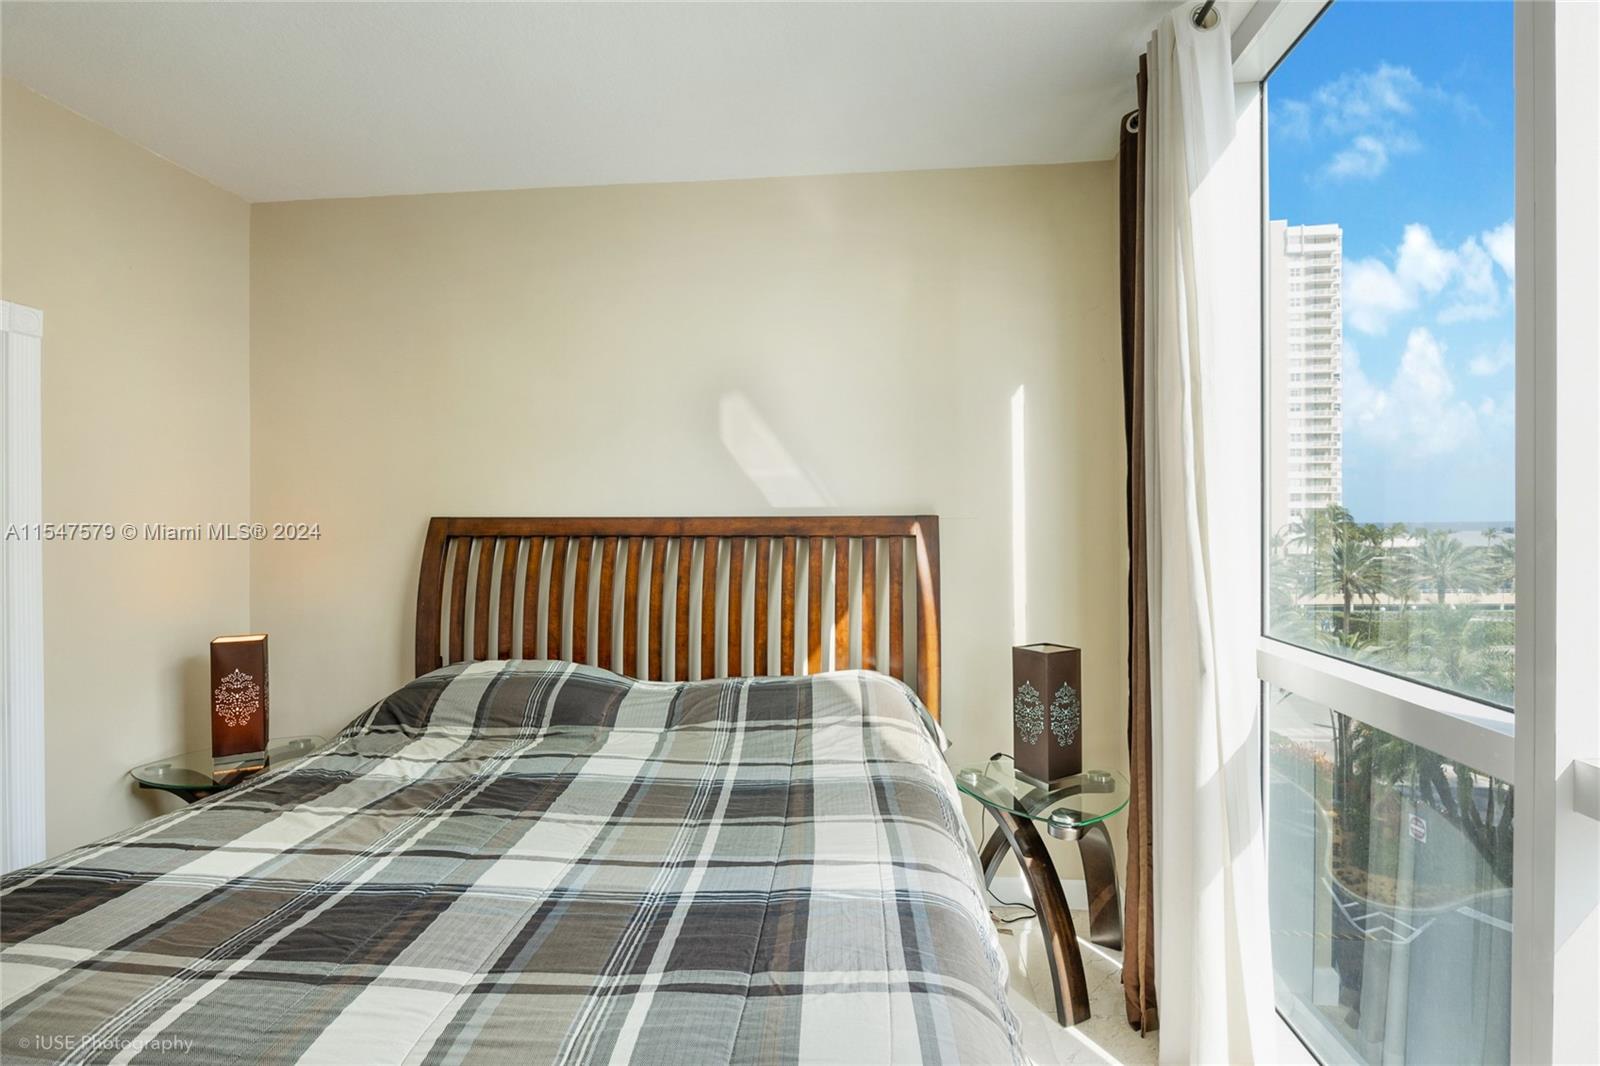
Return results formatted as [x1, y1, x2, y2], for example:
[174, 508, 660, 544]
[414, 516, 941, 719]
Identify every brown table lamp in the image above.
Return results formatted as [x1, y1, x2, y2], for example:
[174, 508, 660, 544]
[211, 634, 269, 758]
[1012, 643, 1083, 786]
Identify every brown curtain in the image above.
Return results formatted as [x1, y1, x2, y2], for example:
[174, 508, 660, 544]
[1119, 56, 1159, 1036]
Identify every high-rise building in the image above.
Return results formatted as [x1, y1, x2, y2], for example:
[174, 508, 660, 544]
[1267, 220, 1344, 537]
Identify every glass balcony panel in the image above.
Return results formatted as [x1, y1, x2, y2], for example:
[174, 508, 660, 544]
[1269, 688, 1513, 1065]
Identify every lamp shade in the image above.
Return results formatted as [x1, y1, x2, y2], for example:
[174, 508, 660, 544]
[1012, 643, 1082, 785]
[211, 634, 269, 758]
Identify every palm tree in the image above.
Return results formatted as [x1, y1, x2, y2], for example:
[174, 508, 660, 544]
[1368, 540, 1417, 649]
[1411, 528, 1491, 604]
[1482, 527, 1515, 594]
[1385, 552, 1420, 608]
[1268, 532, 1313, 635]
[1451, 760, 1515, 887]
[1315, 535, 1389, 636]
[1283, 504, 1354, 555]
[1355, 520, 1389, 550]
[1331, 713, 1513, 892]
[1325, 626, 1385, 659]
[1406, 606, 1515, 704]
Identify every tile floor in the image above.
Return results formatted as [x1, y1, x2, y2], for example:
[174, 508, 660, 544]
[992, 905, 1158, 1065]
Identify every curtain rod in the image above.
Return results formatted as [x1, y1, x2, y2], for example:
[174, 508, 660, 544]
[1123, 0, 1217, 131]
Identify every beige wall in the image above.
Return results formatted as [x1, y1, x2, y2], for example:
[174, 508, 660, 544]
[1, 81, 252, 854]
[250, 164, 1129, 871]
[2, 83, 1127, 867]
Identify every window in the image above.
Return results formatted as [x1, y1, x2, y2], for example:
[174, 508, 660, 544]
[1261, 3, 1519, 1063]
[1264, 2, 1516, 711]
[1269, 688, 1512, 1064]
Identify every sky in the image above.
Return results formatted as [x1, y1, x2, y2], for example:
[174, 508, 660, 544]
[1268, 0, 1514, 525]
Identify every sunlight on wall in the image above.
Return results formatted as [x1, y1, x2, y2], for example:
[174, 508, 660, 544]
[718, 392, 833, 507]
[1011, 384, 1027, 643]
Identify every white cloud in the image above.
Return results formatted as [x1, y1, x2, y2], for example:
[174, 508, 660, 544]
[1273, 99, 1312, 141]
[1343, 223, 1450, 335]
[1477, 393, 1514, 431]
[1438, 236, 1500, 323]
[1278, 63, 1465, 183]
[1344, 328, 1480, 457]
[1314, 65, 1424, 182]
[1456, 236, 1498, 297]
[1322, 131, 1417, 182]
[1468, 342, 1514, 377]
[1326, 135, 1393, 180]
[1313, 64, 1427, 135]
[1343, 223, 1515, 335]
[1395, 224, 1456, 293]
[1345, 258, 1414, 334]
[1482, 220, 1515, 280]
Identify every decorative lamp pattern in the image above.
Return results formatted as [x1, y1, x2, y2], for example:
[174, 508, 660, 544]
[213, 669, 261, 728]
[211, 634, 269, 758]
[1050, 683, 1081, 747]
[1015, 682, 1046, 744]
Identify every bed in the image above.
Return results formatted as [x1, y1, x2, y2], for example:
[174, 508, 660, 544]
[2, 517, 1024, 1064]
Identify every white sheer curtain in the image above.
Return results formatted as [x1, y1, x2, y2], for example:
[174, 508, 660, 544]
[1142, 8, 1276, 1063]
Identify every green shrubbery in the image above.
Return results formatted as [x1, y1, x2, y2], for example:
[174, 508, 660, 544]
[1270, 505, 1515, 707]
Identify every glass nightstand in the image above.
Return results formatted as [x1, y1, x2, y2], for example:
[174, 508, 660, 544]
[954, 754, 1130, 1028]
[129, 735, 324, 803]
[954, 759, 1130, 839]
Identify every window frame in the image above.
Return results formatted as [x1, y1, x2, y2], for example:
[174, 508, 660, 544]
[1246, 3, 1600, 1062]
[1257, 639, 1513, 783]
[1506, 4, 1600, 1063]
[1243, 2, 1558, 1062]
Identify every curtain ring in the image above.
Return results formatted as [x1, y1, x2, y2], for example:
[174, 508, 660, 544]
[1124, 111, 1141, 135]
[1192, 1, 1219, 29]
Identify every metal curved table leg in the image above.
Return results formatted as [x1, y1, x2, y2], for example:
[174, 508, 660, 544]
[991, 808, 1093, 1026]
[1079, 820, 1124, 950]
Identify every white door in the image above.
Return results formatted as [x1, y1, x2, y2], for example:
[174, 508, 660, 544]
[1, 300, 46, 872]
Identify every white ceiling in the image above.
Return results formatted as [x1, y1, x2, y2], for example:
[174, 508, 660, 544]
[1, 1, 1172, 204]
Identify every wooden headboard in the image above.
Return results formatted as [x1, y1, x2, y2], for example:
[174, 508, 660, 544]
[415, 516, 941, 719]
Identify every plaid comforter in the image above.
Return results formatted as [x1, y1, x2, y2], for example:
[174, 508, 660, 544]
[2, 662, 1023, 1065]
